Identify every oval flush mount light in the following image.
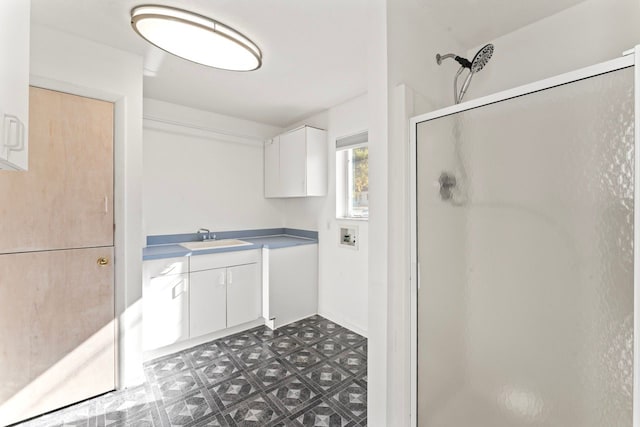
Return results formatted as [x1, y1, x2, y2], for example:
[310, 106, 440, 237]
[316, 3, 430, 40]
[131, 5, 262, 71]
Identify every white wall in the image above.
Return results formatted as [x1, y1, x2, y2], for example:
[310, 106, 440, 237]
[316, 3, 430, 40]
[466, 0, 640, 99]
[366, 0, 389, 422]
[142, 99, 283, 236]
[144, 94, 371, 336]
[280, 95, 369, 336]
[30, 24, 144, 387]
[365, 1, 465, 425]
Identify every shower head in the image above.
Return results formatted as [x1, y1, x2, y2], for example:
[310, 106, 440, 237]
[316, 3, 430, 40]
[436, 44, 494, 72]
[470, 44, 494, 73]
[436, 43, 495, 104]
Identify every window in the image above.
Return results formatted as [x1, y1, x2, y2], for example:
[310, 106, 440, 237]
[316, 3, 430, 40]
[336, 132, 368, 219]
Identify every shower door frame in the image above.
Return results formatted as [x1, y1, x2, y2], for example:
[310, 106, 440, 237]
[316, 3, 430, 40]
[409, 46, 640, 427]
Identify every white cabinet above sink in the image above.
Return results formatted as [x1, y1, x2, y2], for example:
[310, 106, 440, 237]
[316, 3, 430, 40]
[264, 125, 327, 198]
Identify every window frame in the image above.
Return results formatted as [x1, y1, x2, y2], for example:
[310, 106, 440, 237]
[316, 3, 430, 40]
[336, 131, 369, 221]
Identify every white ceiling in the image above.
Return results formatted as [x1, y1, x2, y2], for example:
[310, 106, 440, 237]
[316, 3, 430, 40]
[31, 0, 368, 127]
[32, 0, 590, 127]
[419, 0, 590, 48]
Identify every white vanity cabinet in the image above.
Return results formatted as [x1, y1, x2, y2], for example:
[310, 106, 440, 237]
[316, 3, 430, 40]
[190, 267, 227, 338]
[227, 263, 262, 327]
[264, 126, 327, 198]
[142, 257, 190, 351]
[143, 250, 262, 353]
[0, 0, 30, 171]
[189, 250, 262, 339]
[263, 244, 318, 328]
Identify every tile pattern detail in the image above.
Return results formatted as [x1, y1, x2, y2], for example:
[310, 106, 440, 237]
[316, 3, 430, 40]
[18, 316, 367, 427]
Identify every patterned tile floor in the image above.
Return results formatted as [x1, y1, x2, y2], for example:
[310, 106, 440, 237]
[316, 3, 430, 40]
[19, 315, 367, 427]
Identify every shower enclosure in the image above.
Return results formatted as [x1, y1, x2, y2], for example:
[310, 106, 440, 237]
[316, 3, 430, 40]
[410, 49, 639, 426]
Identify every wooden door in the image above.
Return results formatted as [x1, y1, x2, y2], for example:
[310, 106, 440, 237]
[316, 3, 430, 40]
[226, 263, 261, 328]
[190, 268, 227, 338]
[0, 87, 115, 425]
[0, 247, 115, 426]
[0, 87, 114, 253]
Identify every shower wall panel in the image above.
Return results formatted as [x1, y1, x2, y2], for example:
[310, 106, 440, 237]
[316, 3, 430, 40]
[416, 67, 634, 426]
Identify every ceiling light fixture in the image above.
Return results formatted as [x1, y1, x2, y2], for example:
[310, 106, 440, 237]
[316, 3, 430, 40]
[131, 5, 262, 71]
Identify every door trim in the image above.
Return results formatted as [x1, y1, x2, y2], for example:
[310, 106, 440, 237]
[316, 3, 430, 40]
[29, 74, 139, 391]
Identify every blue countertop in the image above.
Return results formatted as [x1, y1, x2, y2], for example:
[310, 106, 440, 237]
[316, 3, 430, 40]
[143, 229, 318, 261]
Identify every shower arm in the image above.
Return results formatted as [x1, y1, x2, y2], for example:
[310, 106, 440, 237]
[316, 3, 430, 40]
[437, 53, 456, 64]
[437, 53, 472, 69]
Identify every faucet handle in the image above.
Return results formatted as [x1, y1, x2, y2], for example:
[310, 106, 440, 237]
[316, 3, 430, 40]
[197, 228, 211, 240]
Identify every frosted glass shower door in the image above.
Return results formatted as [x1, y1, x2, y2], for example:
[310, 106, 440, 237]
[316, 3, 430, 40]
[416, 67, 634, 426]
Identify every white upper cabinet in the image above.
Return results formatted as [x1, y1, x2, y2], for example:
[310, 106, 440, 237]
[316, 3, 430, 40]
[264, 126, 327, 198]
[264, 135, 279, 198]
[0, 0, 30, 171]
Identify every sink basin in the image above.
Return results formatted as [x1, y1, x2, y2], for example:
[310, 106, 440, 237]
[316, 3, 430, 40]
[180, 239, 253, 251]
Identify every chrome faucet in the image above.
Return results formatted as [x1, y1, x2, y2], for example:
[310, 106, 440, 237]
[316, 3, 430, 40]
[197, 228, 213, 241]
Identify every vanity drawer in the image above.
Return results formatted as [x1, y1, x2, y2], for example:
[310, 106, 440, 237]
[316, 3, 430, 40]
[144, 256, 189, 279]
[190, 249, 260, 272]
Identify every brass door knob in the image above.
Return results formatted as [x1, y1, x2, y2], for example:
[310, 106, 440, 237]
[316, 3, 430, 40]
[97, 257, 109, 266]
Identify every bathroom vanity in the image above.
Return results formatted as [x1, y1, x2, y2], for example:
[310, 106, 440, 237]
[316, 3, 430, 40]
[142, 228, 318, 359]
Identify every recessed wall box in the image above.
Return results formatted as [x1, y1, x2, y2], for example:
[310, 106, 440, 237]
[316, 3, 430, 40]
[340, 226, 358, 249]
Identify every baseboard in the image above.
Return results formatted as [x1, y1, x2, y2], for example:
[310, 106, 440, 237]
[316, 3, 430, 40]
[274, 312, 317, 329]
[318, 309, 367, 337]
[143, 318, 265, 362]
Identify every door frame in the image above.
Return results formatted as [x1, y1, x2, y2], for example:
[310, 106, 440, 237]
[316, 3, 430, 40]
[408, 50, 638, 426]
[29, 75, 136, 391]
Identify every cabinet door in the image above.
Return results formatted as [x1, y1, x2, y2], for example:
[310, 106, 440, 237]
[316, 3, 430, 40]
[227, 263, 261, 328]
[268, 245, 318, 328]
[0, 247, 115, 426]
[190, 268, 227, 338]
[305, 127, 327, 196]
[0, 0, 29, 171]
[143, 272, 189, 351]
[279, 129, 306, 197]
[264, 136, 279, 198]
